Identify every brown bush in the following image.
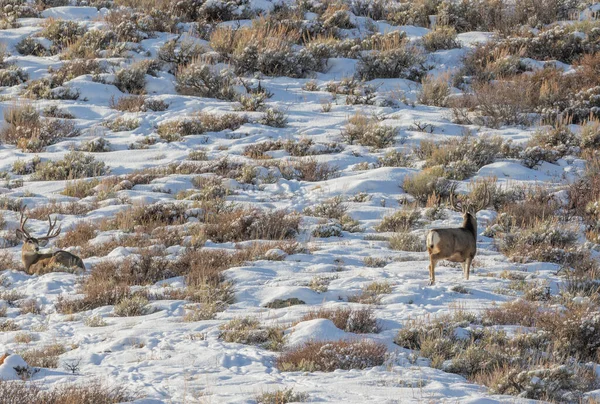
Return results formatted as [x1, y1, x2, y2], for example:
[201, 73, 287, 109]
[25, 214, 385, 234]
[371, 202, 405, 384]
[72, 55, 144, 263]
[0, 379, 134, 404]
[483, 300, 539, 327]
[20, 343, 66, 368]
[277, 340, 387, 372]
[202, 209, 300, 243]
[26, 201, 98, 220]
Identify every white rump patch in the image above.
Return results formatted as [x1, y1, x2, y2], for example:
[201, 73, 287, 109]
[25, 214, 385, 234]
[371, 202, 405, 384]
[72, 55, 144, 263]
[427, 231, 440, 247]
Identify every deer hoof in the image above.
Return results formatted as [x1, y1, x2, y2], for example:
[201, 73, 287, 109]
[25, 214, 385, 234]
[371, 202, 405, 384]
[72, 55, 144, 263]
[428, 279, 435, 286]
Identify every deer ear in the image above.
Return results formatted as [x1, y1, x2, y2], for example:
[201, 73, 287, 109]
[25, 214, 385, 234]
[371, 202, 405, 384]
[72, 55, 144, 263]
[38, 239, 49, 247]
[15, 229, 24, 240]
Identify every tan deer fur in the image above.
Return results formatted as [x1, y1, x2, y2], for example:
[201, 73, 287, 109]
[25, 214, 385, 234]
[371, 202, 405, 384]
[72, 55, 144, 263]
[425, 182, 490, 285]
[16, 209, 85, 275]
[426, 213, 477, 285]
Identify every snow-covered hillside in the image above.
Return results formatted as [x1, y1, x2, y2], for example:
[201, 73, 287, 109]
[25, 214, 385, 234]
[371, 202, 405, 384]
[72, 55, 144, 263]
[1, 1, 600, 403]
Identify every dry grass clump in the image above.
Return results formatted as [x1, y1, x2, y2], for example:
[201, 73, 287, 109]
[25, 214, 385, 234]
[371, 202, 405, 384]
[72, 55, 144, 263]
[103, 117, 140, 132]
[20, 343, 66, 368]
[342, 113, 398, 149]
[18, 299, 40, 315]
[219, 317, 285, 351]
[1, 104, 80, 152]
[277, 339, 387, 372]
[348, 281, 393, 304]
[61, 29, 125, 60]
[0, 319, 20, 332]
[0, 380, 134, 404]
[49, 59, 105, 86]
[300, 307, 380, 334]
[256, 388, 308, 404]
[303, 197, 359, 233]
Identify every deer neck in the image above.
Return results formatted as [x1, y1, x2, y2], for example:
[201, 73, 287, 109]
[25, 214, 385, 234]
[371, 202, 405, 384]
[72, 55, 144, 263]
[462, 214, 477, 237]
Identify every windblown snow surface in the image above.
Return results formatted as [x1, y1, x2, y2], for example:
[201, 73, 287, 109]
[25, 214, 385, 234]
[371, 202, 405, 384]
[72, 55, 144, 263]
[1, 2, 600, 404]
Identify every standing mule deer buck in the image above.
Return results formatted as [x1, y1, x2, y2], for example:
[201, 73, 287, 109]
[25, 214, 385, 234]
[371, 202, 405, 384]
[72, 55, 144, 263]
[16, 208, 85, 275]
[425, 184, 491, 285]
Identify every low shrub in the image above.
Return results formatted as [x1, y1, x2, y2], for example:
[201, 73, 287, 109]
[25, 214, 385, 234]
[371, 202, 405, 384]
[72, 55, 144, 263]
[422, 26, 461, 52]
[219, 317, 285, 351]
[300, 307, 380, 334]
[277, 340, 387, 372]
[175, 63, 237, 101]
[30, 151, 108, 181]
[375, 205, 420, 232]
[357, 41, 427, 81]
[402, 166, 452, 204]
[342, 113, 398, 149]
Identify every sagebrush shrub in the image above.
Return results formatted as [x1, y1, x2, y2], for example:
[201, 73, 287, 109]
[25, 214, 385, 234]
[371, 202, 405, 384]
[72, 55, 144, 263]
[277, 340, 387, 372]
[402, 166, 452, 204]
[422, 26, 461, 52]
[31, 151, 108, 181]
[357, 42, 427, 81]
[375, 206, 420, 232]
[342, 113, 398, 149]
[175, 62, 237, 100]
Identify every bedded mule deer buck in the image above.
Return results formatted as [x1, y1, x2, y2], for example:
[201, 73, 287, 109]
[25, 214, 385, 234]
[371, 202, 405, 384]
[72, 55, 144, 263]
[16, 208, 85, 275]
[425, 184, 491, 285]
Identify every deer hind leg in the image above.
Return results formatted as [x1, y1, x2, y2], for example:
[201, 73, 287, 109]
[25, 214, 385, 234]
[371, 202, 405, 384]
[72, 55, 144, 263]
[428, 255, 438, 286]
[464, 257, 472, 280]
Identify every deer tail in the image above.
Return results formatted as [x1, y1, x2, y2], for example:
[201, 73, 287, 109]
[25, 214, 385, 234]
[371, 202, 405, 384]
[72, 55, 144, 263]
[426, 230, 439, 249]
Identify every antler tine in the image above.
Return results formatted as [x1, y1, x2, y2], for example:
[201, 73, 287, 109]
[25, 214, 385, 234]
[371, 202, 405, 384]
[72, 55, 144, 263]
[449, 183, 466, 213]
[474, 181, 492, 213]
[18, 205, 32, 238]
[40, 215, 61, 240]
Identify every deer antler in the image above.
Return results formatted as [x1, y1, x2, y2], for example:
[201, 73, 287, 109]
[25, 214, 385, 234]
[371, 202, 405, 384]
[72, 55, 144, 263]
[38, 215, 61, 241]
[449, 181, 492, 214]
[18, 206, 32, 238]
[449, 183, 466, 213]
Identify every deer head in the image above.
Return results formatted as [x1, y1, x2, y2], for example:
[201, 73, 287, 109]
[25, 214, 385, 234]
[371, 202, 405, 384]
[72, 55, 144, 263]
[15, 207, 62, 252]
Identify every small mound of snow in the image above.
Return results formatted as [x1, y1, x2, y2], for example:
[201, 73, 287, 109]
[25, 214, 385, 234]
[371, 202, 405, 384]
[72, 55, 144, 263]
[0, 355, 28, 380]
[41, 6, 99, 20]
[286, 319, 353, 348]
